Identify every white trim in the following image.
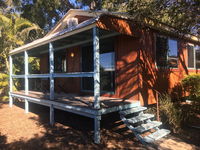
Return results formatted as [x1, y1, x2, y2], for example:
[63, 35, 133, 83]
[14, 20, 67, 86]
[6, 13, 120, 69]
[9, 55, 13, 107]
[10, 24, 96, 55]
[49, 43, 54, 100]
[24, 51, 29, 94]
[93, 27, 100, 109]
[187, 43, 196, 69]
[54, 72, 94, 78]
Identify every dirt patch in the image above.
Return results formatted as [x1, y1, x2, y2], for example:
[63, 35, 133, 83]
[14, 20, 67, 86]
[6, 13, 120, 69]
[0, 102, 199, 150]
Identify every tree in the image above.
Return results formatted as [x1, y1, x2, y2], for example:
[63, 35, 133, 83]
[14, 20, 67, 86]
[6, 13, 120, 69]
[78, 0, 200, 36]
[127, 0, 200, 35]
[0, 13, 42, 73]
[19, 0, 75, 31]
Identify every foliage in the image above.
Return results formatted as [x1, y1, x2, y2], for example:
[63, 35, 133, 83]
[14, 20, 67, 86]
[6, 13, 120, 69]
[159, 94, 183, 133]
[0, 72, 9, 101]
[181, 74, 200, 100]
[79, 0, 200, 36]
[29, 57, 40, 74]
[0, 13, 42, 73]
[2, 0, 75, 32]
[127, 0, 200, 35]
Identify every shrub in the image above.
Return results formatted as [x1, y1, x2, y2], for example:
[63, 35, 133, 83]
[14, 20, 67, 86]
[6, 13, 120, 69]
[0, 73, 9, 101]
[181, 74, 200, 100]
[159, 94, 183, 133]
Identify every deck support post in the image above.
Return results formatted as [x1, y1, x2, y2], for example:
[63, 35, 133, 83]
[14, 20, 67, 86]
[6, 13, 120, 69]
[25, 99, 29, 113]
[93, 27, 100, 109]
[24, 51, 29, 113]
[50, 104, 54, 126]
[9, 55, 13, 107]
[94, 115, 101, 144]
[49, 43, 54, 100]
[93, 27, 101, 143]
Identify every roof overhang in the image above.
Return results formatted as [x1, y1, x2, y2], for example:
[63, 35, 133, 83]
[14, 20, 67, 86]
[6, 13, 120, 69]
[10, 18, 97, 55]
[9, 9, 200, 55]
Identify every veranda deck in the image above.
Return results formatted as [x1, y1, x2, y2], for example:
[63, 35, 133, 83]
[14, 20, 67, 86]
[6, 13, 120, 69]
[10, 91, 140, 118]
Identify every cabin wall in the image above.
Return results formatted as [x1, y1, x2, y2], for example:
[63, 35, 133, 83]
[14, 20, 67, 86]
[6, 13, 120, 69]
[55, 46, 81, 94]
[138, 29, 200, 105]
[113, 35, 140, 101]
[39, 29, 200, 106]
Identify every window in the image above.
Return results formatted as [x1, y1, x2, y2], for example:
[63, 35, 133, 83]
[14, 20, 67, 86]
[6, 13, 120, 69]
[82, 40, 115, 92]
[100, 52, 115, 92]
[54, 51, 67, 73]
[187, 45, 195, 68]
[195, 46, 200, 69]
[187, 45, 200, 69]
[156, 36, 178, 68]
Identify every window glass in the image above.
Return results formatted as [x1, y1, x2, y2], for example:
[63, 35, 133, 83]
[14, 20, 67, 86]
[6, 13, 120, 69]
[156, 36, 168, 67]
[187, 45, 194, 68]
[168, 39, 178, 67]
[156, 36, 178, 68]
[100, 52, 115, 71]
[195, 46, 200, 69]
[54, 51, 67, 73]
[82, 40, 115, 92]
[100, 52, 115, 92]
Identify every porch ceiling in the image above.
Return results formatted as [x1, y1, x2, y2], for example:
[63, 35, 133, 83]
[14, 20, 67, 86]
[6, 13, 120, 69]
[10, 15, 122, 56]
[10, 17, 98, 56]
[27, 28, 118, 57]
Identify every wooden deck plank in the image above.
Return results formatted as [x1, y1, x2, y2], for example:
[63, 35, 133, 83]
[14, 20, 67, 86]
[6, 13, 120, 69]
[12, 91, 135, 108]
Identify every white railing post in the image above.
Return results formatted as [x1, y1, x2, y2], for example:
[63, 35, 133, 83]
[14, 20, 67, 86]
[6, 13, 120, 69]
[93, 27, 100, 109]
[24, 51, 29, 113]
[25, 51, 29, 94]
[93, 27, 101, 144]
[49, 43, 54, 100]
[9, 55, 13, 107]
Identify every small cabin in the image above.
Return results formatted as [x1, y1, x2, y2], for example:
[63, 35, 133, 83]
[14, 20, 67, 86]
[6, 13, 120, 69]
[9, 9, 200, 143]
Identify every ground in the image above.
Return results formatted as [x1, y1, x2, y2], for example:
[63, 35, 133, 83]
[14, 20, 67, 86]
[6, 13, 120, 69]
[0, 101, 199, 150]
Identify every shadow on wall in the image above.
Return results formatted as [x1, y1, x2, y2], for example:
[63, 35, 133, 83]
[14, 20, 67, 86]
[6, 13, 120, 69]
[137, 30, 189, 105]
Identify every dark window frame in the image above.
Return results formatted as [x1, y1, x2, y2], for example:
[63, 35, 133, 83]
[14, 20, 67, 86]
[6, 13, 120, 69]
[81, 42, 116, 93]
[187, 44, 195, 69]
[195, 45, 200, 69]
[155, 35, 179, 68]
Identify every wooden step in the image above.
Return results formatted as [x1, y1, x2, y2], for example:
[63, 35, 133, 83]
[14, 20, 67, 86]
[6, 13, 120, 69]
[143, 129, 171, 143]
[126, 114, 154, 124]
[135, 121, 162, 133]
[119, 107, 147, 116]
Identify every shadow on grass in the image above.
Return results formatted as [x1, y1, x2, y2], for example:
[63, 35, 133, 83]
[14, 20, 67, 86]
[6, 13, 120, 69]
[0, 101, 145, 150]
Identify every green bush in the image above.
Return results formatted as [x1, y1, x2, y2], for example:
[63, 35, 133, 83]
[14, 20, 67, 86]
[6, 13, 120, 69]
[181, 74, 200, 99]
[0, 73, 9, 101]
[159, 94, 183, 133]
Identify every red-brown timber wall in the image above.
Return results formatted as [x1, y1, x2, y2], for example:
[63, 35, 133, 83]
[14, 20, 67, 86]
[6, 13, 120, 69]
[39, 14, 200, 105]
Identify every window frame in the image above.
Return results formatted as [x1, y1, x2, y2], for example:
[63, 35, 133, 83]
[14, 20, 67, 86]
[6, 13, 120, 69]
[80, 44, 116, 94]
[194, 45, 200, 69]
[187, 43, 196, 70]
[155, 34, 179, 69]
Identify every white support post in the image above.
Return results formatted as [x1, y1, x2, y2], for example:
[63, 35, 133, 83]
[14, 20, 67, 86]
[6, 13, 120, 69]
[25, 51, 29, 94]
[93, 27, 101, 144]
[49, 43, 54, 100]
[50, 104, 54, 126]
[93, 27, 100, 109]
[94, 115, 101, 144]
[24, 51, 29, 113]
[9, 55, 13, 107]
